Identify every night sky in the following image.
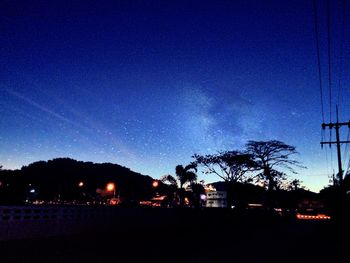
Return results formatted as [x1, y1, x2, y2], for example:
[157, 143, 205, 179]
[1, 0, 350, 192]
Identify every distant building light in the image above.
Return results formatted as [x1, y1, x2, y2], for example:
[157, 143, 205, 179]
[204, 184, 216, 192]
[110, 198, 118, 205]
[296, 213, 331, 220]
[200, 194, 207, 201]
[29, 189, 36, 193]
[151, 195, 166, 201]
[184, 197, 190, 204]
[248, 203, 264, 207]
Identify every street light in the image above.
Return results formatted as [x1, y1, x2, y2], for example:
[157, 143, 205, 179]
[106, 182, 116, 198]
[78, 181, 84, 187]
[152, 180, 160, 198]
[152, 180, 159, 188]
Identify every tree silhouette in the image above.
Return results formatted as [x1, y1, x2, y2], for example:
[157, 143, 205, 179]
[161, 164, 198, 207]
[288, 179, 304, 191]
[193, 151, 257, 208]
[245, 140, 303, 192]
[190, 182, 205, 208]
[193, 151, 256, 183]
[176, 164, 197, 188]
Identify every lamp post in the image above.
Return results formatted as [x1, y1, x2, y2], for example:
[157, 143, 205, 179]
[77, 181, 86, 203]
[152, 180, 159, 197]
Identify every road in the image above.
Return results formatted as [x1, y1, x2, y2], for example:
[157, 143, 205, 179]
[0, 210, 348, 263]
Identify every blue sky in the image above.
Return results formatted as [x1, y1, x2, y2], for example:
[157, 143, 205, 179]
[1, 0, 350, 192]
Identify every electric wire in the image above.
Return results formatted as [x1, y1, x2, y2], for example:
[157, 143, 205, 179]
[314, 0, 332, 183]
[327, 0, 333, 123]
[313, 0, 325, 123]
[342, 129, 350, 174]
[336, 0, 346, 108]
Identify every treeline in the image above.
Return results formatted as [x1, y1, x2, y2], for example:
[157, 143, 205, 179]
[1, 139, 349, 210]
[161, 140, 313, 209]
[0, 140, 314, 207]
[161, 139, 349, 212]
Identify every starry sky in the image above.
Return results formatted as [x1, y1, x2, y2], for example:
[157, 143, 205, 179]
[1, 0, 350, 192]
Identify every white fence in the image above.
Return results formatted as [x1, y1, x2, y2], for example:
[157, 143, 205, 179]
[0, 206, 232, 241]
[0, 205, 119, 240]
[0, 206, 114, 221]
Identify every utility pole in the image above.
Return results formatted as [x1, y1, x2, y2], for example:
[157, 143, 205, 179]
[321, 106, 350, 185]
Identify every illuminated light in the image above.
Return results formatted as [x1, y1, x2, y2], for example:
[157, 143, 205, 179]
[200, 194, 207, 201]
[151, 195, 166, 201]
[152, 181, 159, 188]
[139, 201, 152, 206]
[78, 181, 84, 187]
[204, 184, 217, 192]
[296, 213, 331, 220]
[106, 183, 115, 192]
[248, 203, 264, 207]
[110, 198, 118, 205]
[184, 197, 189, 204]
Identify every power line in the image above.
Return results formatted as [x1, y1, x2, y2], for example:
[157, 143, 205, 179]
[301, 173, 331, 177]
[330, 145, 334, 177]
[342, 128, 350, 168]
[321, 108, 350, 184]
[312, 0, 325, 123]
[345, 147, 350, 176]
[323, 130, 331, 178]
[337, 0, 346, 108]
[337, 0, 348, 178]
[327, 0, 333, 123]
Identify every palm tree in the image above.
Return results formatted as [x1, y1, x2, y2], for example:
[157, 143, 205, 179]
[175, 164, 197, 188]
[161, 164, 197, 207]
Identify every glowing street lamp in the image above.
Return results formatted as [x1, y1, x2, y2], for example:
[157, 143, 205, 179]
[106, 182, 115, 191]
[78, 181, 84, 187]
[152, 180, 160, 198]
[152, 180, 159, 188]
[106, 182, 116, 198]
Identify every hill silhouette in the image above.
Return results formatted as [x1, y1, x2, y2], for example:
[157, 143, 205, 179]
[0, 158, 156, 204]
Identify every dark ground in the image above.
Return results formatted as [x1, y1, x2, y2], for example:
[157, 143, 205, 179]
[0, 209, 348, 263]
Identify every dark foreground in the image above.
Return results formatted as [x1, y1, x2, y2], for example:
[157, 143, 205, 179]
[0, 209, 348, 263]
